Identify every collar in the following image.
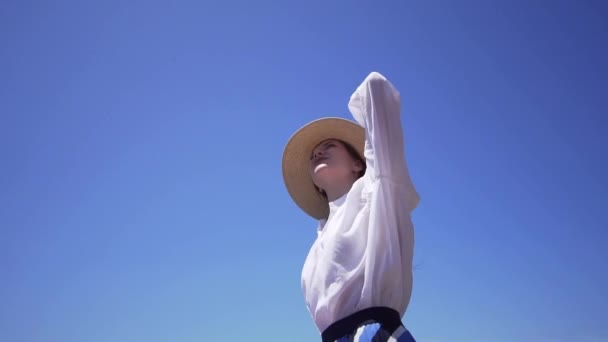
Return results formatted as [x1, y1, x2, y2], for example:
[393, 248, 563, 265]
[317, 192, 348, 234]
[328, 192, 347, 212]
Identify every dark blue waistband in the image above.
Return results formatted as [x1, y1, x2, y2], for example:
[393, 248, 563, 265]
[321, 307, 402, 342]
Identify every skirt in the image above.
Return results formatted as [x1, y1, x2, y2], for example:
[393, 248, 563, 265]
[322, 307, 416, 342]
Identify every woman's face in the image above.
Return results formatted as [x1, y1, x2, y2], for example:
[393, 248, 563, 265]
[309, 139, 363, 190]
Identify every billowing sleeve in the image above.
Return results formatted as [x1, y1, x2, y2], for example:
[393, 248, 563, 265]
[348, 72, 419, 209]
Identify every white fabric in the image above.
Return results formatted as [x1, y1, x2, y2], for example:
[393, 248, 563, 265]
[301, 72, 420, 333]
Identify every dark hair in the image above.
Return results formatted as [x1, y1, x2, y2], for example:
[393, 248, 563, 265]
[341, 140, 366, 179]
[315, 140, 366, 199]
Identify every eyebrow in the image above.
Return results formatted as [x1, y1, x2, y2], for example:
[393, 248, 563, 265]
[315, 141, 332, 153]
[321, 140, 336, 148]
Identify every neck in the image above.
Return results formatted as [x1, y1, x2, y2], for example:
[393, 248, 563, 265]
[324, 179, 355, 202]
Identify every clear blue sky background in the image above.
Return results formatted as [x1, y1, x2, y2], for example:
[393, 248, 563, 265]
[1, 1, 607, 341]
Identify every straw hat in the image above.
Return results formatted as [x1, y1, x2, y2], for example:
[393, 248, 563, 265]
[282, 117, 365, 220]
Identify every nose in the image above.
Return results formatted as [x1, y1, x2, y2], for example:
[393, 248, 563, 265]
[312, 149, 323, 160]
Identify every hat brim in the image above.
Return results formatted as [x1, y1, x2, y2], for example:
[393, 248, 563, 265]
[282, 117, 365, 220]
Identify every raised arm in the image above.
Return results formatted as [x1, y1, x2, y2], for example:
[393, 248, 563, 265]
[348, 72, 419, 209]
[348, 72, 409, 180]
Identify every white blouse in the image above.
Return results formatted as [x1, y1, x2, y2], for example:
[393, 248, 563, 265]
[301, 72, 420, 333]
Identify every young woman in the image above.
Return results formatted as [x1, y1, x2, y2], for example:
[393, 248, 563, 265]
[282, 72, 420, 342]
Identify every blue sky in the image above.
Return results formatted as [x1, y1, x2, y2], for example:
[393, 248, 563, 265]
[1, 1, 607, 341]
